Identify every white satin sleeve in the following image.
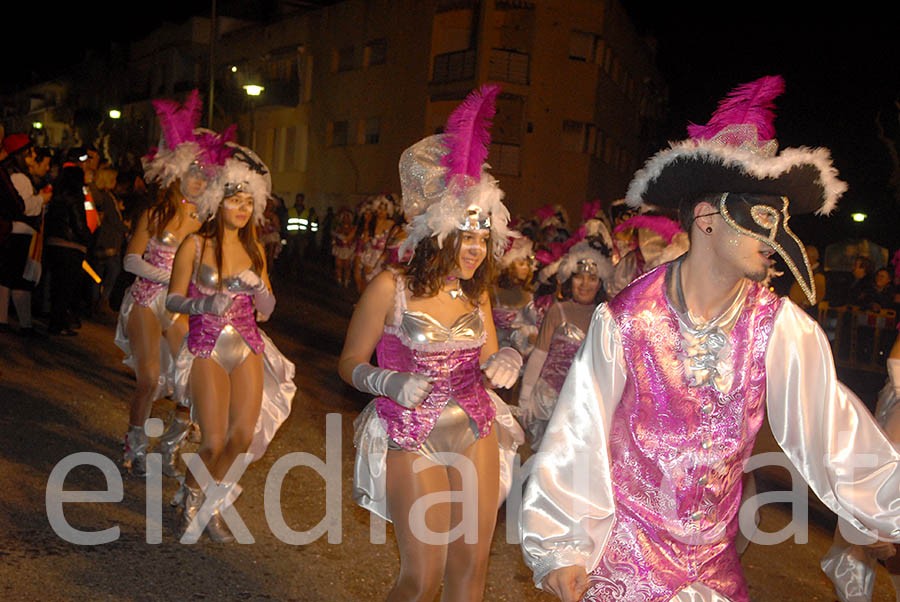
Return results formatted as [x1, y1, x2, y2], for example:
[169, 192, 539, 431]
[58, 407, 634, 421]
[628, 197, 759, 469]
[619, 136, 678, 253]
[766, 300, 900, 542]
[520, 303, 627, 587]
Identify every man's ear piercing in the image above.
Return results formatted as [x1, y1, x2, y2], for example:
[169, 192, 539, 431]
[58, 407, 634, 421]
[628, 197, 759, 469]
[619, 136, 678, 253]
[705, 227, 712, 233]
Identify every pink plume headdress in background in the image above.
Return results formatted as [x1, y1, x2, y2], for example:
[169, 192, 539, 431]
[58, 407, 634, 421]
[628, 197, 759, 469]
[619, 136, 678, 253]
[613, 214, 684, 244]
[153, 89, 203, 151]
[399, 85, 515, 260]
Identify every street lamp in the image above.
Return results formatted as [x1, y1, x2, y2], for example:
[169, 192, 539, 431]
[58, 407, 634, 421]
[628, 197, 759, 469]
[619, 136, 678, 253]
[109, 109, 122, 119]
[32, 122, 43, 129]
[243, 84, 264, 148]
[851, 212, 867, 223]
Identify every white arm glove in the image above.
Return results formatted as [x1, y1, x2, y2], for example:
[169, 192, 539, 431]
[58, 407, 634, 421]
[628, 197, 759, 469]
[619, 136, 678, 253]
[166, 292, 233, 316]
[482, 346, 523, 389]
[351, 363, 433, 409]
[889, 358, 900, 397]
[518, 348, 548, 422]
[123, 253, 171, 284]
[226, 271, 276, 322]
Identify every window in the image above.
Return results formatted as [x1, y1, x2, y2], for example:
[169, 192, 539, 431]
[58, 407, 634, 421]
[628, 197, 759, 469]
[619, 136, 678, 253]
[364, 39, 387, 67]
[488, 143, 520, 176]
[432, 49, 476, 83]
[336, 46, 355, 72]
[284, 126, 297, 169]
[489, 48, 529, 84]
[561, 120, 584, 152]
[359, 118, 380, 145]
[330, 120, 349, 146]
[561, 120, 594, 154]
[568, 31, 593, 61]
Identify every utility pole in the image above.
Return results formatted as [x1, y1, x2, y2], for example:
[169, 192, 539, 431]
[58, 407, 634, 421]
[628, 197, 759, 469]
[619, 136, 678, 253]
[208, 0, 217, 128]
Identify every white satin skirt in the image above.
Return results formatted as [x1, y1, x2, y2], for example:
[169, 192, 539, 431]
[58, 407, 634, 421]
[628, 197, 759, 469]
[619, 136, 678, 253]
[114, 288, 181, 404]
[353, 389, 524, 522]
[173, 329, 297, 463]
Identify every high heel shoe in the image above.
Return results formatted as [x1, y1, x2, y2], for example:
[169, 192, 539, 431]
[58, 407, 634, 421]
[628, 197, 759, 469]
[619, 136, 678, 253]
[155, 412, 192, 478]
[177, 484, 204, 541]
[122, 425, 149, 477]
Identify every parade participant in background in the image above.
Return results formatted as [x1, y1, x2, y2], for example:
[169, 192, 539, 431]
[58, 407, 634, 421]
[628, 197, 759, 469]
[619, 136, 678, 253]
[822, 328, 900, 602]
[607, 213, 689, 297]
[43, 162, 91, 336]
[330, 206, 356, 287]
[0, 134, 51, 336]
[517, 240, 611, 449]
[359, 194, 396, 284]
[492, 236, 539, 357]
[521, 75, 900, 602]
[383, 199, 413, 267]
[341, 85, 524, 601]
[115, 90, 230, 477]
[90, 166, 128, 318]
[167, 143, 295, 542]
[352, 202, 373, 294]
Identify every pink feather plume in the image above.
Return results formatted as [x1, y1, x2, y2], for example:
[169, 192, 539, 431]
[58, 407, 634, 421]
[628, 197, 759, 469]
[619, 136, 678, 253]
[197, 124, 237, 166]
[687, 75, 785, 141]
[152, 89, 203, 150]
[582, 199, 604, 222]
[440, 85, 502, 181]
[613, 215, 683, 243]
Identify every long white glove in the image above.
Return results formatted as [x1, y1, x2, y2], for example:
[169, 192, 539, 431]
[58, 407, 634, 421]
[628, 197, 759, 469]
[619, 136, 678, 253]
[351, 363, 433, 409]
[889, 358, 900, 397]
[226, 271, 276, 322]
[517, 348, 548, 422]
[123, 253, 171, 284]
[481, 346, 523, 389]
[166, 292, 233, 316]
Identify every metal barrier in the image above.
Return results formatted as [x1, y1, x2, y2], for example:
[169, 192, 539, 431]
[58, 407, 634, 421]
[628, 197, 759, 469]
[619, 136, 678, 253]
[817, 302, 896, 373]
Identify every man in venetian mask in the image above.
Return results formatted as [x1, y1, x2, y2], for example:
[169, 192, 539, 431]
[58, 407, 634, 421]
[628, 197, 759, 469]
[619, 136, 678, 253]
[520, 75, 900, 602]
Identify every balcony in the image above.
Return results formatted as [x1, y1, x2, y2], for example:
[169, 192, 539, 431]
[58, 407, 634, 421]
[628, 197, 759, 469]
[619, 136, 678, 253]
[488, 48, 529, 85]
[431, 49, 476, 84]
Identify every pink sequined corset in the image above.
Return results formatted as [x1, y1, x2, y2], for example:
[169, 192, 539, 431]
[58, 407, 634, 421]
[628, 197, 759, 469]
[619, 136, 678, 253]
[539, 323, 584, 394]
[591, 265, 779, 602]
[131, 235, 177, 306]
[186, 264, 265, 358]
[373, 310, 494, 451]
[492, 307, 517, 330]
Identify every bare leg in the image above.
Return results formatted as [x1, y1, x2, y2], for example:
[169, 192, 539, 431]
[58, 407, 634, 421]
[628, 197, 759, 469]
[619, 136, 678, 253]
[216, 352, 264, 479]
[441, 429, 499, 602]
[385, 450, 452, 602]
[187, 357, 230, 488]
[126, 304, 163, 427]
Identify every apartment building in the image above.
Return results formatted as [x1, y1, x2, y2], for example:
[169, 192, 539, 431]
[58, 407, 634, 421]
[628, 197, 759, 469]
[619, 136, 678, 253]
[1, 0, 666, 220]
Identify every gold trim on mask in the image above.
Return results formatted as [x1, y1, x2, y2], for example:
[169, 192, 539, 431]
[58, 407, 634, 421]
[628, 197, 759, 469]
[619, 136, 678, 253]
[718, 193, 816, 305]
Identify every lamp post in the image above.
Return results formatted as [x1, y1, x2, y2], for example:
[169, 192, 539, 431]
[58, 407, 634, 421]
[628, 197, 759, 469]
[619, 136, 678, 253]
[243, 84, 264, 148]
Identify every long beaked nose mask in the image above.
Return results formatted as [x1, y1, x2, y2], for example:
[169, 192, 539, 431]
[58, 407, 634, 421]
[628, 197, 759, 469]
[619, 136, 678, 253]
[718, 192, 815, 304]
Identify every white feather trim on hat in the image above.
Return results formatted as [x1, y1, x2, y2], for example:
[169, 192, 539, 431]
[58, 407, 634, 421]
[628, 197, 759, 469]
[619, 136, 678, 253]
[195, 145, 271, 224]
[141, 142, 202, 188]
[499, 236, 533, 269]
[399, 168, 515, 261]
[625, 139, 846, 216]
[556, 241, 614, 284]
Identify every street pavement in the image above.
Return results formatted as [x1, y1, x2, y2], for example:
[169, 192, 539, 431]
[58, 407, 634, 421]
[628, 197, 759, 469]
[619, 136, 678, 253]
[0, 262, 894, 601]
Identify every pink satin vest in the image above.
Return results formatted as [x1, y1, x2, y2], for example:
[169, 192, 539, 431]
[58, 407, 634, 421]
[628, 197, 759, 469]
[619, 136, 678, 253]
[586, 265, 779, 602]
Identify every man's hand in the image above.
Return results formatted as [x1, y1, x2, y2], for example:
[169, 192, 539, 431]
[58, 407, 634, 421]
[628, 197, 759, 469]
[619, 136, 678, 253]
[542, 566, 589, 602]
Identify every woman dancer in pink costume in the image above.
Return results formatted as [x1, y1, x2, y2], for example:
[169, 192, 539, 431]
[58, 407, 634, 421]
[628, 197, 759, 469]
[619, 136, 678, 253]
[116, 91, 229, 477]
[341, 85, 524, 601]
[167, 144, 295, 541]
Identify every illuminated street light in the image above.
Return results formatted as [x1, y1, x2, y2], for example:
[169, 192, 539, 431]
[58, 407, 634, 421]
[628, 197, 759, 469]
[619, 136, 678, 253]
[851, 213, 867, 222]
[243, 84, 264, 96]
[109, 109, 122, 119]
[32, 122, 43, 129]
[231, 66, 238, 73]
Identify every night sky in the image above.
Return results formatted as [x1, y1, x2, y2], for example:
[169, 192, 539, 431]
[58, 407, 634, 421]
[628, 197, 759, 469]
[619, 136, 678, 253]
[5, 1, 898, 248]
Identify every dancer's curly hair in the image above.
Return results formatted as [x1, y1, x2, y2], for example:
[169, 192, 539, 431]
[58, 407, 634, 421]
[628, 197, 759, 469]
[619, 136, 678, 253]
[400, 230, 495, 302]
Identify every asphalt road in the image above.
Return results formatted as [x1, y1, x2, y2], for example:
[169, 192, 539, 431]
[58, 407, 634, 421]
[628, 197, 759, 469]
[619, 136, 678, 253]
[0, 263, 894, 601]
